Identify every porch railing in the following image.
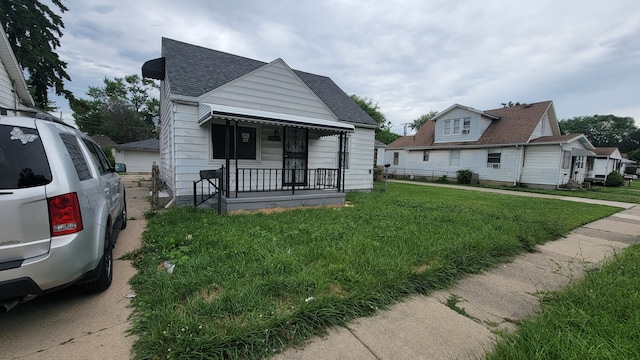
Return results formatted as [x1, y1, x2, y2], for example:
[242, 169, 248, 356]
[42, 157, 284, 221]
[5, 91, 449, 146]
[234, 168, 340, 195]
[194, 167, 341, 207]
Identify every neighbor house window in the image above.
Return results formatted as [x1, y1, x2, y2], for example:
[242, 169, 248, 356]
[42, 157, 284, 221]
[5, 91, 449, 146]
[463, 118, 471, 133]
[211, 123, 258, 160]
[561, 150, 571, 169]
[444, 120, 452, 135]
[487, 148, 502, 167]
[393, 152, 399, 165]
[444, 117, 471, 135]
[423, 150, 430, 161]
[450, 149, 460, 167]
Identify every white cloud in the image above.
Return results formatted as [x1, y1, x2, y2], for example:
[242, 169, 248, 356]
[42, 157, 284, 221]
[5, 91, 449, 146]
[45, 0, 640, 131]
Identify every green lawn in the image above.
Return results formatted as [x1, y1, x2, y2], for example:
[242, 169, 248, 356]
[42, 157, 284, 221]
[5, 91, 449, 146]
[127, 183, 618, 359]
[485, 245, 640, 360]
[497, 183, 640, 204]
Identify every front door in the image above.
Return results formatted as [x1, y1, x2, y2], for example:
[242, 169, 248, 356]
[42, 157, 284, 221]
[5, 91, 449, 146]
[283, 127, 308, 186]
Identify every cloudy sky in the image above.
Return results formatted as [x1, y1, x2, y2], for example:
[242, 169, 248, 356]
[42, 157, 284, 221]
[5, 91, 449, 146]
[49, 0, 640, 134]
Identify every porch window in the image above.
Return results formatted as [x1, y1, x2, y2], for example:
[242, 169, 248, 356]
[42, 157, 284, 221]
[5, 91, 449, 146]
[487, 148, 502, 167]
[423, 150, 430, 161]
[450, 149, 460, 167]
[393, 152, 399, 165]
[576, 156, 585, 169]
[561, 150, 571, 169]
[211, 123, 257, 160]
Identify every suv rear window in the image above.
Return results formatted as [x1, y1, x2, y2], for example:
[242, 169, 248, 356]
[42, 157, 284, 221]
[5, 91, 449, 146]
[0, 125, 52, 189]
[60, 133, 92, 181]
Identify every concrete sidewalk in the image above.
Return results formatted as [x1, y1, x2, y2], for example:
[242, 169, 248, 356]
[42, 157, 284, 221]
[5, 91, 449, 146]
[275, 182, 640, 360]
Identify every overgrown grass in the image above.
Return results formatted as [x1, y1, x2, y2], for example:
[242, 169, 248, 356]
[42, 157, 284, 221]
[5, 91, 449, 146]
[127, 183, 618, 359]
[485, 245, 640, 359]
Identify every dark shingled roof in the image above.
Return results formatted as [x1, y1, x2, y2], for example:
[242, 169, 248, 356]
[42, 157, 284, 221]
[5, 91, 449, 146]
[115, 138, 159, 151]
[91, 134, 117, 147]
[388, 101, 556, 148]
[594, 147, 618, 156]
[161, 38, 377, 127]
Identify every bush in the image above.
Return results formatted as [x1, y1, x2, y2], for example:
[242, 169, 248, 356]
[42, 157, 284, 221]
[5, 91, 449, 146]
[605, 171, 624, 187]
[435, 175, 448, 183]
[456, 169, 473, 184]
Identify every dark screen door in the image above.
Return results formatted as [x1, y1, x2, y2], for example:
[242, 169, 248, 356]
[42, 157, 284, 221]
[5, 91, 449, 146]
[283, 127, 308, 186]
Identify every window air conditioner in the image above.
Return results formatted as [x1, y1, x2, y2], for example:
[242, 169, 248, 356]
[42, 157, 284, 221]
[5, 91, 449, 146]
[492, 163, 500, 169]
[462, 129, 470, 134]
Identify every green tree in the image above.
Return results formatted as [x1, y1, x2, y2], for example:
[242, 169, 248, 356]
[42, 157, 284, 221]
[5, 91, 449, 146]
[350, 94, 399, 144]
[559, 115, 637, 152]
[627, 148, 640, 163]
[409, 110, 439, 130]
[501, 101, 522, 108]
[0, 0, 72, 110]
[71, 75, 159, 143]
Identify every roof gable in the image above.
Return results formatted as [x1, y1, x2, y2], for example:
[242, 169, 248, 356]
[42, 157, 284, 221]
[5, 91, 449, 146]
[200, 58, 338, 121]
[159, 38, 377, 127]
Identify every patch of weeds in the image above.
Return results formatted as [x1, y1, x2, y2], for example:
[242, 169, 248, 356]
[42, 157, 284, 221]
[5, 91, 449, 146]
[444, 294, 479, 322]
[143, 209, 158, 219]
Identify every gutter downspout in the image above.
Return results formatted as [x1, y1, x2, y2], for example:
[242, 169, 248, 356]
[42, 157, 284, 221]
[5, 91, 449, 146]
[514, 144, 521, 186]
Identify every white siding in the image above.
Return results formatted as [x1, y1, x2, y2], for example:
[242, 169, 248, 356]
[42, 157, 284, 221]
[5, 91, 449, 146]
[344, 127, 374, 191]
[520, 145, 563, 186]
[386, 146, 520, 184]
[200, 60, 338, 122]
[529, 111, 554, 140]
[0, 60, 15, 111]
[159, 79, 174, 194]
[433, 109, 486, 143]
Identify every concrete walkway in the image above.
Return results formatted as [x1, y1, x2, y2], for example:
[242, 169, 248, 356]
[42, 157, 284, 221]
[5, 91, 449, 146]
[274, 180, 640, 360]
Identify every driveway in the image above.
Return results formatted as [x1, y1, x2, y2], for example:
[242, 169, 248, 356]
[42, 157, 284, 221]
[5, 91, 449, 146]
[0, 174, 151, 360]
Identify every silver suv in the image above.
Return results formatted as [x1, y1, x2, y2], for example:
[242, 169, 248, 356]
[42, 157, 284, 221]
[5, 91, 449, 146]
[0, 115, 127, 312]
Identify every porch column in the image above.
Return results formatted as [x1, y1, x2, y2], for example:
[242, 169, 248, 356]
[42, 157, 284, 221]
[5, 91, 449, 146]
[337, 133, 343, 192]
[225, 119, 230, 197]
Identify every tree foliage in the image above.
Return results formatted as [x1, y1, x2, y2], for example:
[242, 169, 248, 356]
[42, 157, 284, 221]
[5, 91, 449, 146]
[350, 94, 399, 144]
[0, 0, 72, 110]
[409, 110, 439, 130]
[559, 115, 638, 153]
[71, 75, 159, 144]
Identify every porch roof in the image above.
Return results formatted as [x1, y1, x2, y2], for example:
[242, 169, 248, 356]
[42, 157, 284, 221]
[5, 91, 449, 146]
[198, 103, 354, 136]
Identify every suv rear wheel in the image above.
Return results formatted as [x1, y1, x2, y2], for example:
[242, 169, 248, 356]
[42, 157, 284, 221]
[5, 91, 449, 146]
[82, 227, 113, 293]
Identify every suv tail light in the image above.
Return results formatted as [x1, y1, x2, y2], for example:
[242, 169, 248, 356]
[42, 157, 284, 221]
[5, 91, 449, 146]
[48, 193, 83, 236]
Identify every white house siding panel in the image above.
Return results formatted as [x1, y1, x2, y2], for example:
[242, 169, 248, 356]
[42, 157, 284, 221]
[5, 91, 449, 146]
[343, 127, 374, 191]
[200, 61, 338, 122]
[520, 146, 562, 186]
[0, 61, 15, 111]
[159, 80, 174, 195]
[433, 109, 482, 143]
[529, 111, 554, 139]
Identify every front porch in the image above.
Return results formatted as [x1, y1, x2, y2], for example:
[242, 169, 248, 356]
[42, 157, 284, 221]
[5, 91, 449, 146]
[194, 166, 346, 213]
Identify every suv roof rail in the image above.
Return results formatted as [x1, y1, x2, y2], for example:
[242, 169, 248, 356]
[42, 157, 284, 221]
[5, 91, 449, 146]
[35, 112, 74, 128]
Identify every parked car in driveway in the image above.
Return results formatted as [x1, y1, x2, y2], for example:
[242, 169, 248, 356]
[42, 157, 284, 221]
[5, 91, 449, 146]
[0, 115, 127, 312]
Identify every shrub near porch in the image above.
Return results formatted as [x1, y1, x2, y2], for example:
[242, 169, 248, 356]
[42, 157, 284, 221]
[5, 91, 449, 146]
[128, 183, 617, 359]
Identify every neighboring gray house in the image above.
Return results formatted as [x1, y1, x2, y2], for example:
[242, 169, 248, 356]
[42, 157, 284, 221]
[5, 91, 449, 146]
[142, 38, 378, 212]
[0, 26, 37, 117]
[386, 101, 595, 188]
[114, 138, 160, 173]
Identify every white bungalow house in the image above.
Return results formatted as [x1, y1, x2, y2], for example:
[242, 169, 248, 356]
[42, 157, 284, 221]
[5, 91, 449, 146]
[385, 101, 595, 188]
[587, 147, 623, 182]
[142, 38, 378, 212]
[0, 26, 37, 117]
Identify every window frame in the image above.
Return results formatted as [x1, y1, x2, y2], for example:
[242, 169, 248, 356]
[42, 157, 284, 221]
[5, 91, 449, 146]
[487, 148, 502, 166]
[393, 152, 399, 165]
[423, 150, 430, 162]
[561, 150, 571, 169]
[449, 149, 460, 167]
[211, 122, 260, 161]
